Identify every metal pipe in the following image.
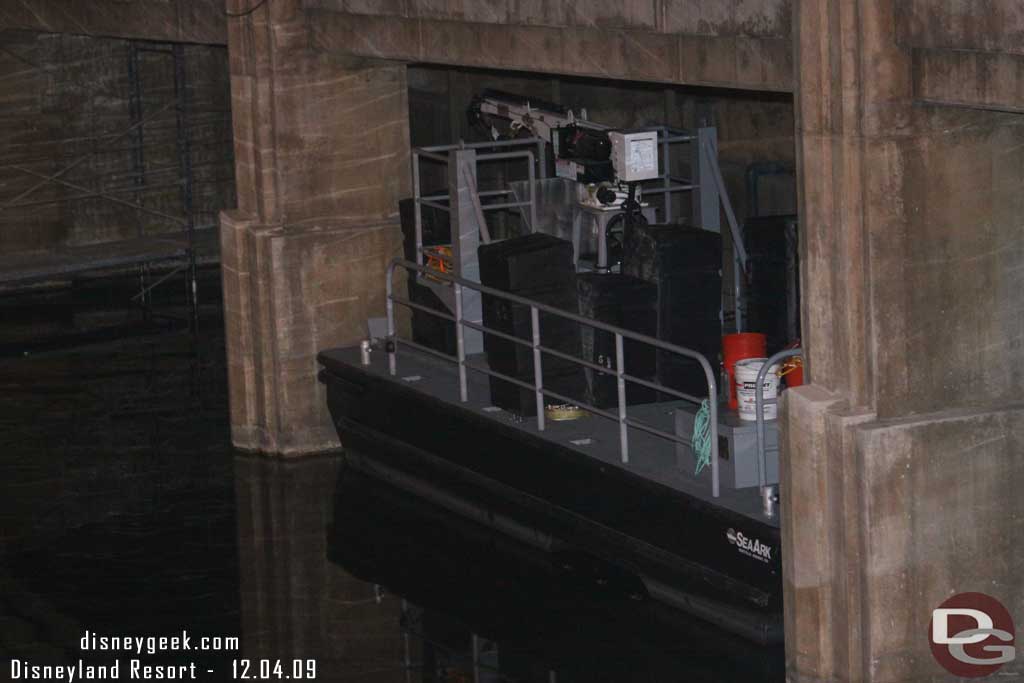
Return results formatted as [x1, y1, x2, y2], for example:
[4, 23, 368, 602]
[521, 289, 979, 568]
[412, 151, 423, 266]
[641, 184, 697, 195]
[419, 136, 544, 153]
[389, 295, 457, 322]
[462, 360, 537, 392]
[386, 266, 396, 376]
[479, 201, 533, 211]
[528, 150, 537, 232]
[420, 189, 512, 201]
[414, 149, 448, 163]
[454, 283, 468, 402]
[475, 150, 536, 163]
[531, 306, 545, 431]
[615, 333, 629, 463]
[417, 199, 451, 212]
[755, 347, 802, 506]
[662, 133, 672, 222]
[397, 337, 457, 364]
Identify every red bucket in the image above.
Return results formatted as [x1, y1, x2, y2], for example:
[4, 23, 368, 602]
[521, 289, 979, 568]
[723, 333, 766, 410]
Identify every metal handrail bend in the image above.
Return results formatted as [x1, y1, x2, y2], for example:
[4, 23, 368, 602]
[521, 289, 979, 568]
[385, 257, 723, 498]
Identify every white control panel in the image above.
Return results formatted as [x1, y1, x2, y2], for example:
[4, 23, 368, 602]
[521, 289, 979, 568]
[609, 131, 659, 182]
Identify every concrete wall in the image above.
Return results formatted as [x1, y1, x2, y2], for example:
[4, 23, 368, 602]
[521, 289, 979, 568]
[0, 0, 226, 45]
[784, 1, 1024, 680]
[0, 31, 236, 256]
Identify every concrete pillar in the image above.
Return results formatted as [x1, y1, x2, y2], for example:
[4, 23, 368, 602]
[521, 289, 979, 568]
[786, 1, 1024, 680]
[219, 0, 410, 454]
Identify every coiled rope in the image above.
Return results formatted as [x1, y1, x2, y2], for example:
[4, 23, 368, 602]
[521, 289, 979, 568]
[692, 398, 712, 475]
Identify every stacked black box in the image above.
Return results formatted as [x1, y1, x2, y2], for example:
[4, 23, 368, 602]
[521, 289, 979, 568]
[744, 214, 799, 354]
[399, 198, 456, 355]
[478, 233, 584, 415]
[622, 224, 722, 400]
[576, 273, 658, 408]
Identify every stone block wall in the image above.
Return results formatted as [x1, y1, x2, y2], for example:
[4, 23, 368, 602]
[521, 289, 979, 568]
[784, 0, 1024, 680]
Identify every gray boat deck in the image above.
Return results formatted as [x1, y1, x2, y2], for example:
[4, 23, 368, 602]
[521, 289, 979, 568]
[323, 344, 779, 527]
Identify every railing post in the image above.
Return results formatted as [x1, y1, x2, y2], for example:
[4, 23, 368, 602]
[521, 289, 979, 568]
[661, 130, 672, 222]
[615, 333, 629, 463]
[527, 151, 537, 232]
[454, 282, 468, 402]
[531, 306, 545, 431]
[412, 151, 423, 266]
[755, 347, 801, 514]
[386, 262, 397, 376]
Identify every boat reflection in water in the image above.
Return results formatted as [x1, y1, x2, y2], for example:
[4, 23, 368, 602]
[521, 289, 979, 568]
[235, 454, 784, 682]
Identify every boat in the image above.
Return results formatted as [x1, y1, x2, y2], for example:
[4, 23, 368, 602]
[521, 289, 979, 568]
[318, 123, 794, 645]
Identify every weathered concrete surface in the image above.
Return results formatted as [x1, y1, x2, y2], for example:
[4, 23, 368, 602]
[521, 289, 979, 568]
[787, 0, 1024, 680]
[896, 2, 1024, 118]
[0, 0, 226, 45]
[306, 1, 794, 92]
[221, 215, 403, 454]
[782, 389, 1024, 681]
[221, 0, 410, 454]
[912, 49, 1024, 114]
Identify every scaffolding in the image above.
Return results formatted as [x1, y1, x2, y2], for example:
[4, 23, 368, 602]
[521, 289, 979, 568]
[0, 38, 233, 335]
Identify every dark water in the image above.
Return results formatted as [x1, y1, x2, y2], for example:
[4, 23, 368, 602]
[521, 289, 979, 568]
[0, 270, 784, 682]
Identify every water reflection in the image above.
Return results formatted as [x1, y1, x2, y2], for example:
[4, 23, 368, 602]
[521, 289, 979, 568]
[0, 277, 783, 682]
[235, 455, 784, 682]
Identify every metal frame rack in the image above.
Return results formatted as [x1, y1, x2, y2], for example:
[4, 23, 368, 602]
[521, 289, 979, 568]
[408, 124, 753, 333]
[0, 38, 231, 334]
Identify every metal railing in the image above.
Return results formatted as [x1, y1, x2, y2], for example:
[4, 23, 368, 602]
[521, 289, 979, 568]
[412, 137, 545, 261]
[754, 347, 802, 517]
[385, 258, 723, 498]
[635, 126, 698, 224]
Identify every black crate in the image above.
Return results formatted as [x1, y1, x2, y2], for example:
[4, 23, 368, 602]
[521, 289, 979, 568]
[621, 224, 722, 399]
[576, 273, 658, 407]
[407, 279, 457, 356]
[478, 233, 576, 292]
[482, 285, 580, 376]
[622, 223, 722, 283]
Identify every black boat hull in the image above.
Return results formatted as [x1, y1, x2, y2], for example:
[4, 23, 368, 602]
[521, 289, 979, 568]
[319, 358, 784, 644]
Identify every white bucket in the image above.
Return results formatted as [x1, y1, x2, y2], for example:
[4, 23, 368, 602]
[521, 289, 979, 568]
[736, 358, 780, 421]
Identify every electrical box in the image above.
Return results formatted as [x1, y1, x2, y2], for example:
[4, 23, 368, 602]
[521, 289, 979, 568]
[609, 131, 659, 182]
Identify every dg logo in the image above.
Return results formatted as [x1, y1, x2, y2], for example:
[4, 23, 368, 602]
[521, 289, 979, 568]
[930, 592, 1016, 678]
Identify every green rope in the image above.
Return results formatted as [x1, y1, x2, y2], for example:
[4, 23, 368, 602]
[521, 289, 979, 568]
[692, 399, 712, 475]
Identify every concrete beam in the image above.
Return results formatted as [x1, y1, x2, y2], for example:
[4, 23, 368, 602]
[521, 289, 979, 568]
[306, 10, 794, 93]
[0, 0, 226, 44]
